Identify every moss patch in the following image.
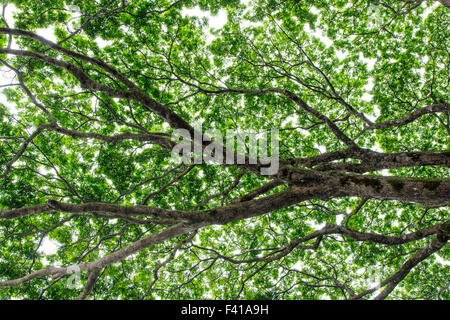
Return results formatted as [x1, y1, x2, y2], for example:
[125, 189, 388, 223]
[422, 179, 441, 191]
[440, 220, 450, 235]
[340, 174, 383, 191]
[386, 177, 404, 192]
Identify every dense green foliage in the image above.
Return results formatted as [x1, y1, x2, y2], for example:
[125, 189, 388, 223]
[0, 0, 448, 300]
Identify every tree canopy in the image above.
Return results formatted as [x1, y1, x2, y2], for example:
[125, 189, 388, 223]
[0, 0, 448, 300]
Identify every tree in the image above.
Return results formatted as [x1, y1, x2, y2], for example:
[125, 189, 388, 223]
[0, 0, 448, 300]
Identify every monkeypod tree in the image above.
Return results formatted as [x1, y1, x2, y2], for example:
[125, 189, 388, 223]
[0, 0, 448, 300]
